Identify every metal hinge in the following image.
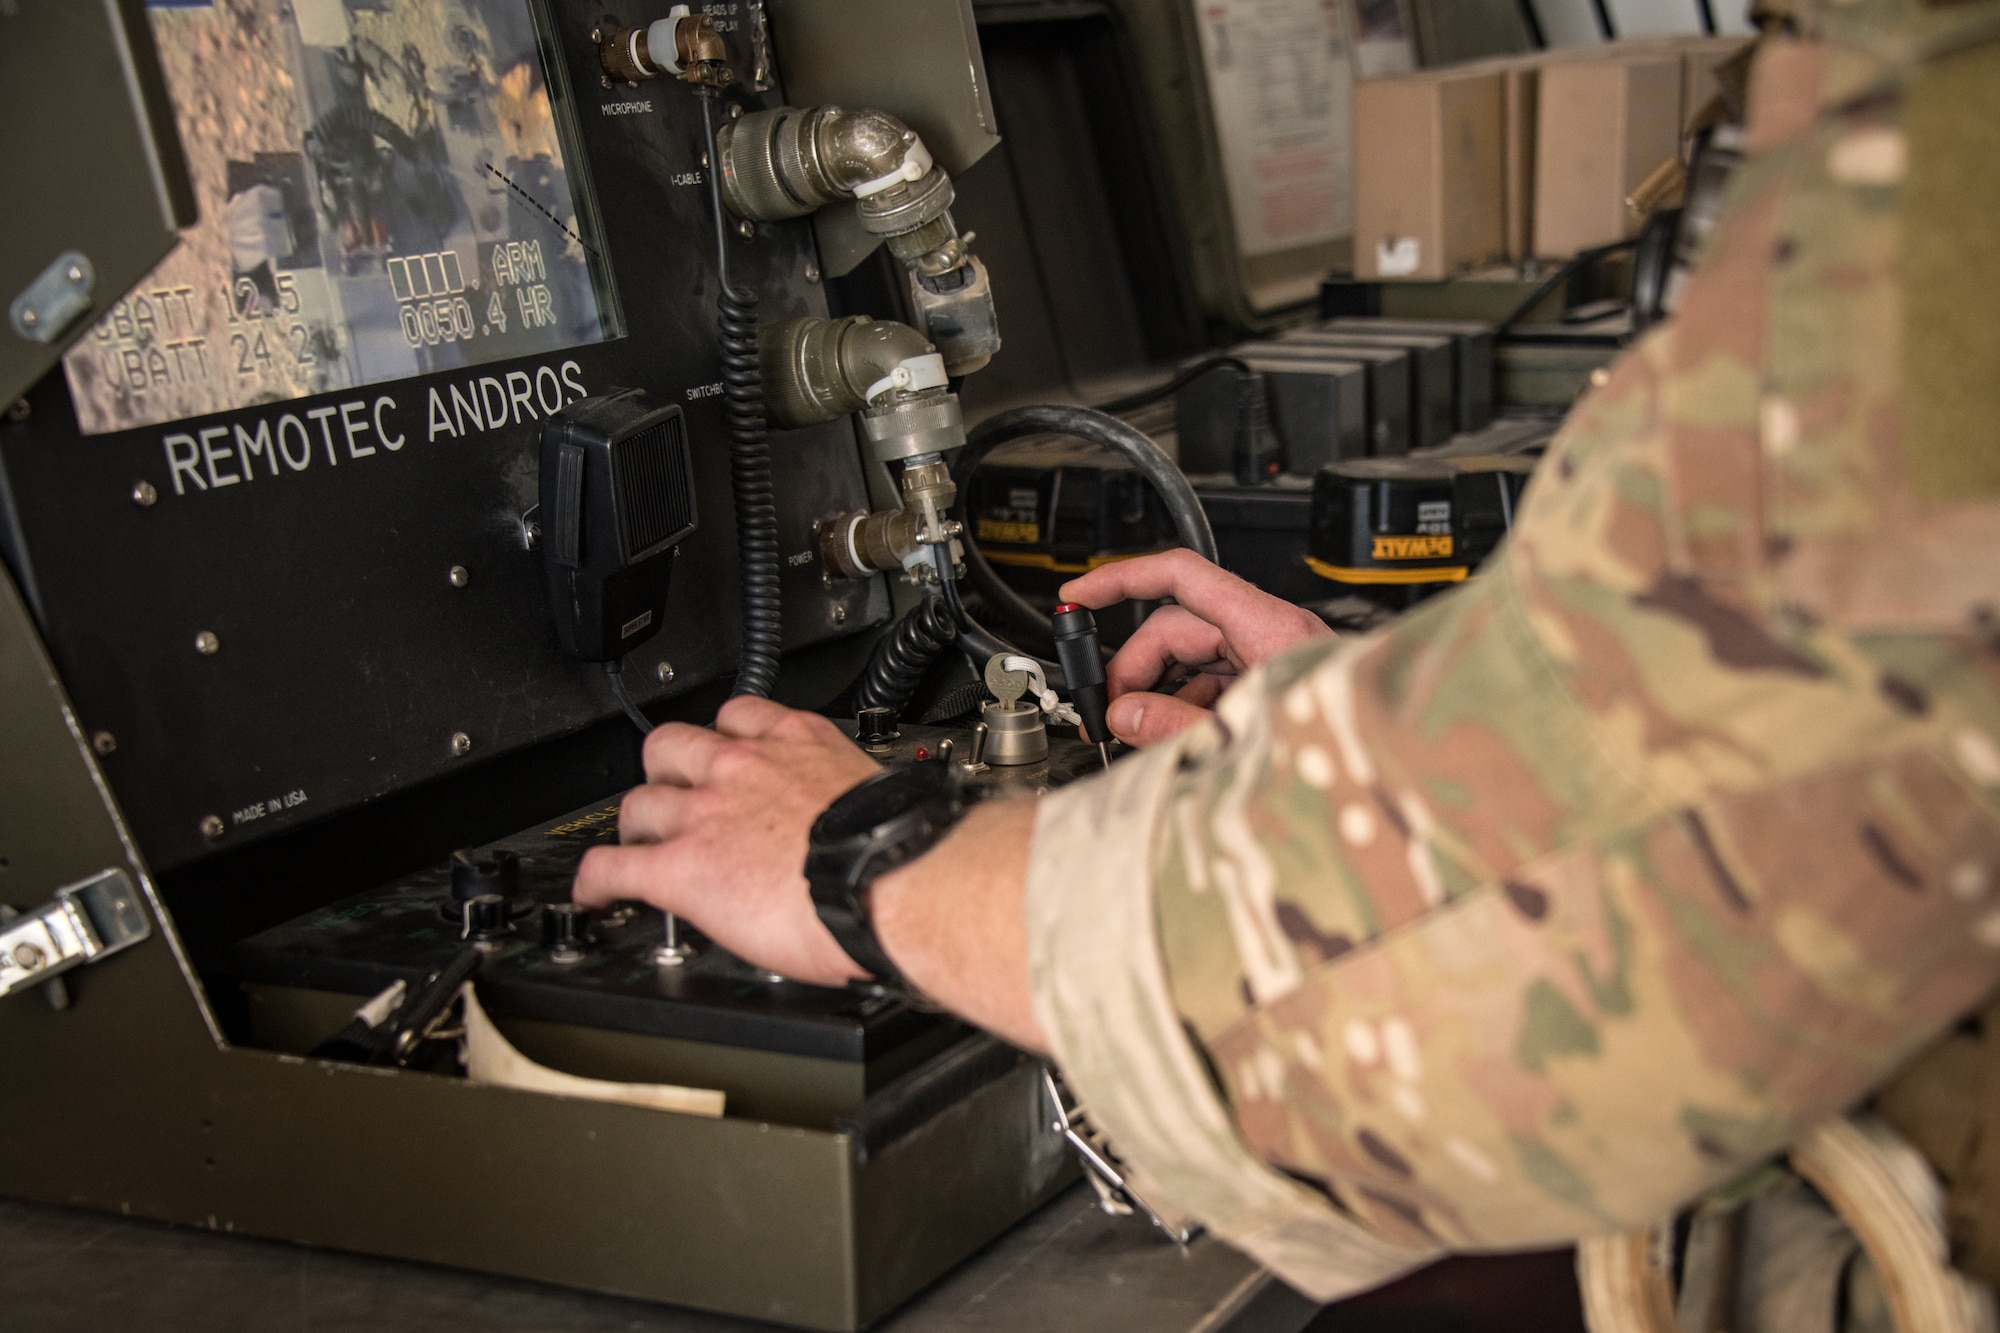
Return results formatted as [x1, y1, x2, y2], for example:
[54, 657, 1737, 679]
[0, 868, 151, 1000]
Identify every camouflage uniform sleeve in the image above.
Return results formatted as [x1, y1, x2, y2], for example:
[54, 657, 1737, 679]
[1026, 1, 2000, 1302]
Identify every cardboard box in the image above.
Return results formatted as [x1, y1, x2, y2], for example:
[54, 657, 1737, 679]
[1426, 50, 1544, 262]
[1354, 36, 1750, 268]
[1544, 36, 1752, 133]
[1679, 35, 1752, 131]
[1532, 52, 1683, 256]
[1353, 70, 1508, 281]
[1500, 61, 1539, 260]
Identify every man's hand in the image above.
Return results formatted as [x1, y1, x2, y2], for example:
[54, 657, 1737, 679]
[1060, 548, 1331, 747]
[573, 697, 879, 987]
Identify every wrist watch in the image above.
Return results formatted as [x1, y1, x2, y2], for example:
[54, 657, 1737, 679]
[805, 758, 969, 989]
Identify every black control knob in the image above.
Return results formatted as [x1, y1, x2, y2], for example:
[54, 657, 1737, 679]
[541, 903, 589, 961]
[450, 848, 519, 904]
[855, 706, 899, 749]
[461, 892, 511, 941]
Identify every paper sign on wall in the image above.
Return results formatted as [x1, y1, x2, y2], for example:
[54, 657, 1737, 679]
[1192, 0, 1355, 257]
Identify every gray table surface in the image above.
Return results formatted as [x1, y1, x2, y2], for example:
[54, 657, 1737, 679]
[0, 1181, 1324, 1333]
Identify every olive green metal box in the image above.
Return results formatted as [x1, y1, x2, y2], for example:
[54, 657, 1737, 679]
[0, 564, 1071, 1331]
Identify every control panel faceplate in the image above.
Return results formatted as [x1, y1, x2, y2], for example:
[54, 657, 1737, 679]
[0, 0, 887, 869]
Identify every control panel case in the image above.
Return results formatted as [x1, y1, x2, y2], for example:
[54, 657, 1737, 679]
[0, 3, 1074, 1328]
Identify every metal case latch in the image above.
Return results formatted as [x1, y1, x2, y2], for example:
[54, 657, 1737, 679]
[1042, 1067, 1201, 1245]
[0, 869, 151, 1000]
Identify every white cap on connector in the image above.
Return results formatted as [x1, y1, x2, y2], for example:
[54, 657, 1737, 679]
[851, 140, 936, 198]
[644, 5, 693, 76]
[864, 352, 949, 404]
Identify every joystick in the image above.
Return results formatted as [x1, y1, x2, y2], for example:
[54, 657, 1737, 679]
[541, 903, 590, 963]
[461, 893, 512, 943]
[451, 848, 520, 903]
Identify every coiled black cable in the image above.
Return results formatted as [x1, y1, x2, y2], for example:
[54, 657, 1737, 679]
[854, 594, 959, 719]
[702, 92, 782, 699]
[919, 679, 992, 724]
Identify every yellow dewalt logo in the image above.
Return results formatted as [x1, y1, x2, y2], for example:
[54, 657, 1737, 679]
[977, 519, 1041, 544]
[1372, 534, 1454, 561]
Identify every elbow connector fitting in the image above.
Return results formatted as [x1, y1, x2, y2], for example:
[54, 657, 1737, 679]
[718, 106, 949, 228]
[722, 108, 1000, 377]
[759, 315, 946, 429]
[600, 6, 732, 87]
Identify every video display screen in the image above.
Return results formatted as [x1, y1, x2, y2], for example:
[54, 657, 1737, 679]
[64, 0, 619, 436]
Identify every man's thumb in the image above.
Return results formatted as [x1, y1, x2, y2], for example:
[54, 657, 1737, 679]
[1106, 692, 1210, 748]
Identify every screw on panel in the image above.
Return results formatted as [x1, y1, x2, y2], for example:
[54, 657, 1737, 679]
[804, 263, 820, 284]
[729, 103, 743, 119]
[194, 631, 220, 655]
[831, 604, 846, 625]
[199, 815, 225, 840]
[656, 662, 675, 685]
[6, 399, 29, 422]
[450, 732, 473, 757]
[91, 731, 116, 756]
[131, 480, 157, 507]
[736, 219, 755, 239]
[591, 27, 602, 41]
[13, 942, 45, 970]
[448, 565, 470, 588]
[18, 309, 37, 329]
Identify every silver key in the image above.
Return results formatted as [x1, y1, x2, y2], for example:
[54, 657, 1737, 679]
[984, 654, 1031, 710]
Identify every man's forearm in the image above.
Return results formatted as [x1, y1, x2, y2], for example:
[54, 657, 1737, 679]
[871, 798, 1048, 1053]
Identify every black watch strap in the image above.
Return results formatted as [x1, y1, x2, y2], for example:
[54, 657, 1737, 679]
[805, 760, 968, 989]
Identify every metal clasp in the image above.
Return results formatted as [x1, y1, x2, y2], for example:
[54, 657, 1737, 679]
[1042, 1067, 1201, 1246]
[0, 868, 151, 1000]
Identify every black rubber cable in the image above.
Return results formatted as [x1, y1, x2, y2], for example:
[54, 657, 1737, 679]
[951, 404, 1219, 647]
[854, 594, 959, 719]
[932, 541, 1059, 681]
[1093, 354, 1250, 416]
[604, 660, 653, 736]
[701, 92, 782, 700]
[1495, 239, 1641, 335]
